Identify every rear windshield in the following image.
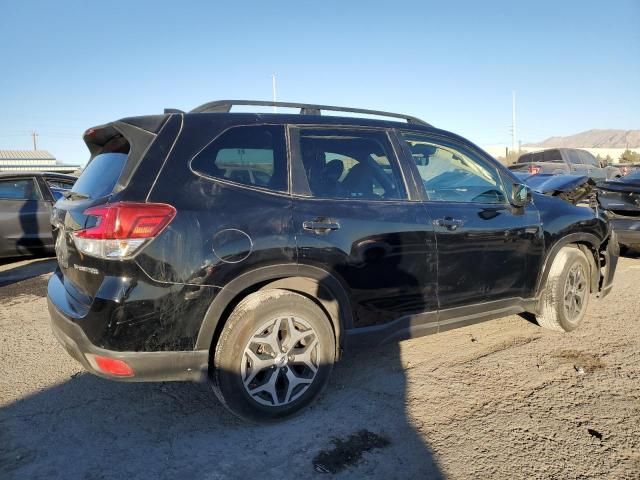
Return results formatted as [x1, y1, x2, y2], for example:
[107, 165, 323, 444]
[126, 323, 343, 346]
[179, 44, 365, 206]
[517, 150, 563, 164]
[71, 153, 128, 198]
[543, 150, 563, 162]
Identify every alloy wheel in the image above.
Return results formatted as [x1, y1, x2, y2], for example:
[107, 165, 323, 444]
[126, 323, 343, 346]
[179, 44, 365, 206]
[241, 316, 319, 407]
[563, 263, 587, 322]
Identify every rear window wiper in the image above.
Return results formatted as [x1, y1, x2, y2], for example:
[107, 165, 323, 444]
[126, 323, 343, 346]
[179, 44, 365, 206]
[62, 191, 90, 200]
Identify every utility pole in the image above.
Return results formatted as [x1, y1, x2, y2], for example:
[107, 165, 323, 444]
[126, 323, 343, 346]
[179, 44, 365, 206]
[272, 74, 277, 113]
[511, 91, 517, 154]
[31, 131, 38, 150]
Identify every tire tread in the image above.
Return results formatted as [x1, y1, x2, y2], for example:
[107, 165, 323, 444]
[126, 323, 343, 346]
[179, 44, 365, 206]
[536, 246, 590, 332]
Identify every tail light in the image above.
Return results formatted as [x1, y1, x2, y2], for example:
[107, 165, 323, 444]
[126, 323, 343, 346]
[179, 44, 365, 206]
[73, 202, 176, 259]
[528, 165, 541, 175]
[86, 354, 134, 377]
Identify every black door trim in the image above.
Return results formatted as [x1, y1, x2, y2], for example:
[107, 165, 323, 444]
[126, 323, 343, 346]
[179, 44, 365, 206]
[346, 296, 536, 351]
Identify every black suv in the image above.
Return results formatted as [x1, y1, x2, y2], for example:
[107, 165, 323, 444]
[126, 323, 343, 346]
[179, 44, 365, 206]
[48, 100, 618, 421]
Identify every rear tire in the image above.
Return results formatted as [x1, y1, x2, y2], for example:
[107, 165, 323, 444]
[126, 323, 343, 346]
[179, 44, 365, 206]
[211, 289, 335, 423]
[536, 246, 591, 332]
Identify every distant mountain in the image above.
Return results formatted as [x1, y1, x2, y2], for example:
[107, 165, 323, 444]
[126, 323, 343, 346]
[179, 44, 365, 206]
[525, 129, 640, 148]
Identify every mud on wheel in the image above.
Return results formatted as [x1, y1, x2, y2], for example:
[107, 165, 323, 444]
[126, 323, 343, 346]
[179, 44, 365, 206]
[211, 289, 335, 422]
[536, 246, 591, 332]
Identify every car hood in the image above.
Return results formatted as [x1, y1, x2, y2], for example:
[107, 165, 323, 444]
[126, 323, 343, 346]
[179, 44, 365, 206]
[597, 177, 640, 194]
[596, 176, 640, 213]
[514, 173, 595, 204]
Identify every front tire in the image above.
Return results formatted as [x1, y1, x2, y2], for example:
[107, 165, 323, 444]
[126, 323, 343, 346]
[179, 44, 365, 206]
[536, 246, 591, 332]
[211, 289, 335, 422]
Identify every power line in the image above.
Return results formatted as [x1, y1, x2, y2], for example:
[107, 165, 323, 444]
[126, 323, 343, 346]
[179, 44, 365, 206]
[511, 91, 517, 153]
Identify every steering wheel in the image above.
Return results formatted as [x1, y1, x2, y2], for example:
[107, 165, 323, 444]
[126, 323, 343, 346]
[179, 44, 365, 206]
[361, 157, 397, 196]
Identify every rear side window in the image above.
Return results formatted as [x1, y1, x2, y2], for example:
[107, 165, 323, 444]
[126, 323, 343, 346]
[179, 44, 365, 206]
[47, 178, 75, 201]
[72, 153, 128, 199]
[294, 128, 405, 200]
[46, 179, 74, 190]
[0, 178, 42, 200]
[191, 125, 288, 192]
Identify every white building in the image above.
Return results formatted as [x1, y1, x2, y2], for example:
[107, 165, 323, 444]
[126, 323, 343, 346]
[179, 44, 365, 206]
[0, 150, 80, 173]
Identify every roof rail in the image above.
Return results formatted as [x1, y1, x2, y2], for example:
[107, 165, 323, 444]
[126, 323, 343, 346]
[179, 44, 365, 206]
[189, 100, 430, 126]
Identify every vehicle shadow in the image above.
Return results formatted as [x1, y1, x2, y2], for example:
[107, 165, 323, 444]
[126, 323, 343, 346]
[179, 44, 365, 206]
[1, 238, 444, 478]
[0, 347, 443, 479]
[0, 258, 56, 288]
[620, 246, 640, 258]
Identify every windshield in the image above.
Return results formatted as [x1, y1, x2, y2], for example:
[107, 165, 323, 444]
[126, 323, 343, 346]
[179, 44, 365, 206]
[71, 153, 128, 198]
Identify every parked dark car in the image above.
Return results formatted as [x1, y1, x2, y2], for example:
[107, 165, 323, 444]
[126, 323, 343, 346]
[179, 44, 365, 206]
[598, 170, 640, 251]
[47, 101, 618, 422]
[0, 172, 75, 258]
[509, 148, 621, 180]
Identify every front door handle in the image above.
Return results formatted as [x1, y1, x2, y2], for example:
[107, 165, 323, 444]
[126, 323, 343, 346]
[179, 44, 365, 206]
[303, 218, 340, 234]
[434, 217, 464, 231]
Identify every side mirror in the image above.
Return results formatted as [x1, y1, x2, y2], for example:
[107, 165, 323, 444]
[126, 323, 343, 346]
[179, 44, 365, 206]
[511, 183, 531, 207]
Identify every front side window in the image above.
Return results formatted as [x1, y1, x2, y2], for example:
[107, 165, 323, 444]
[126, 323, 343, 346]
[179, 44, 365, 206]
[579, 151, 598, 167]
[295, 128, 405, 200]
[0, 178, 42, 201]
[566, 150, 583, 165]
[191, 125, 287, 192]
[401, 133, 507, 204]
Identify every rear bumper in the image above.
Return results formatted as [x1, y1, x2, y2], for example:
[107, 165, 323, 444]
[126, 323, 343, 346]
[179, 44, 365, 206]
[47, 274, 209, 382]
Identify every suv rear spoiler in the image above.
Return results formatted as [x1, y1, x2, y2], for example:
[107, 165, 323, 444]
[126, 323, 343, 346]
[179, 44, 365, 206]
[82, 115, 169, 192]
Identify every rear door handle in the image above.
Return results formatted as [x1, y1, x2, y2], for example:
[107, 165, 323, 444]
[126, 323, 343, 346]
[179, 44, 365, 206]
[303, 218, 340, 234]
[434, 217, 464, 231]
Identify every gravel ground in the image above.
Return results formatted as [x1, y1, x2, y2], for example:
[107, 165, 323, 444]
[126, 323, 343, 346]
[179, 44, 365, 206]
[1, 255, 639, 479]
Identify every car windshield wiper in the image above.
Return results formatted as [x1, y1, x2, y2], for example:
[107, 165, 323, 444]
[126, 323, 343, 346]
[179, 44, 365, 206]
[62, 191, 90, 200]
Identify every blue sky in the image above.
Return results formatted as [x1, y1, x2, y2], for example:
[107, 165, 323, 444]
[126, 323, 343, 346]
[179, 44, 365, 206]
[1, 0, 638, 165]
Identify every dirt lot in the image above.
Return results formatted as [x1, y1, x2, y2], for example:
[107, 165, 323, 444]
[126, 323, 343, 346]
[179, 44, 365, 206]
[1, 255, 639, 479]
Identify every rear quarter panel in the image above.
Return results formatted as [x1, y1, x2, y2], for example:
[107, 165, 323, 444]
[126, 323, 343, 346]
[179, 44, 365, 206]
[139, 114, 297, 289]
[75, 114, 297, 352]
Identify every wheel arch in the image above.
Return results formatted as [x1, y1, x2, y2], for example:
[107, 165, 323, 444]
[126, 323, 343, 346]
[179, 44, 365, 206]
[194, 264, 353, 360]
[535, 232, 602, 298]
